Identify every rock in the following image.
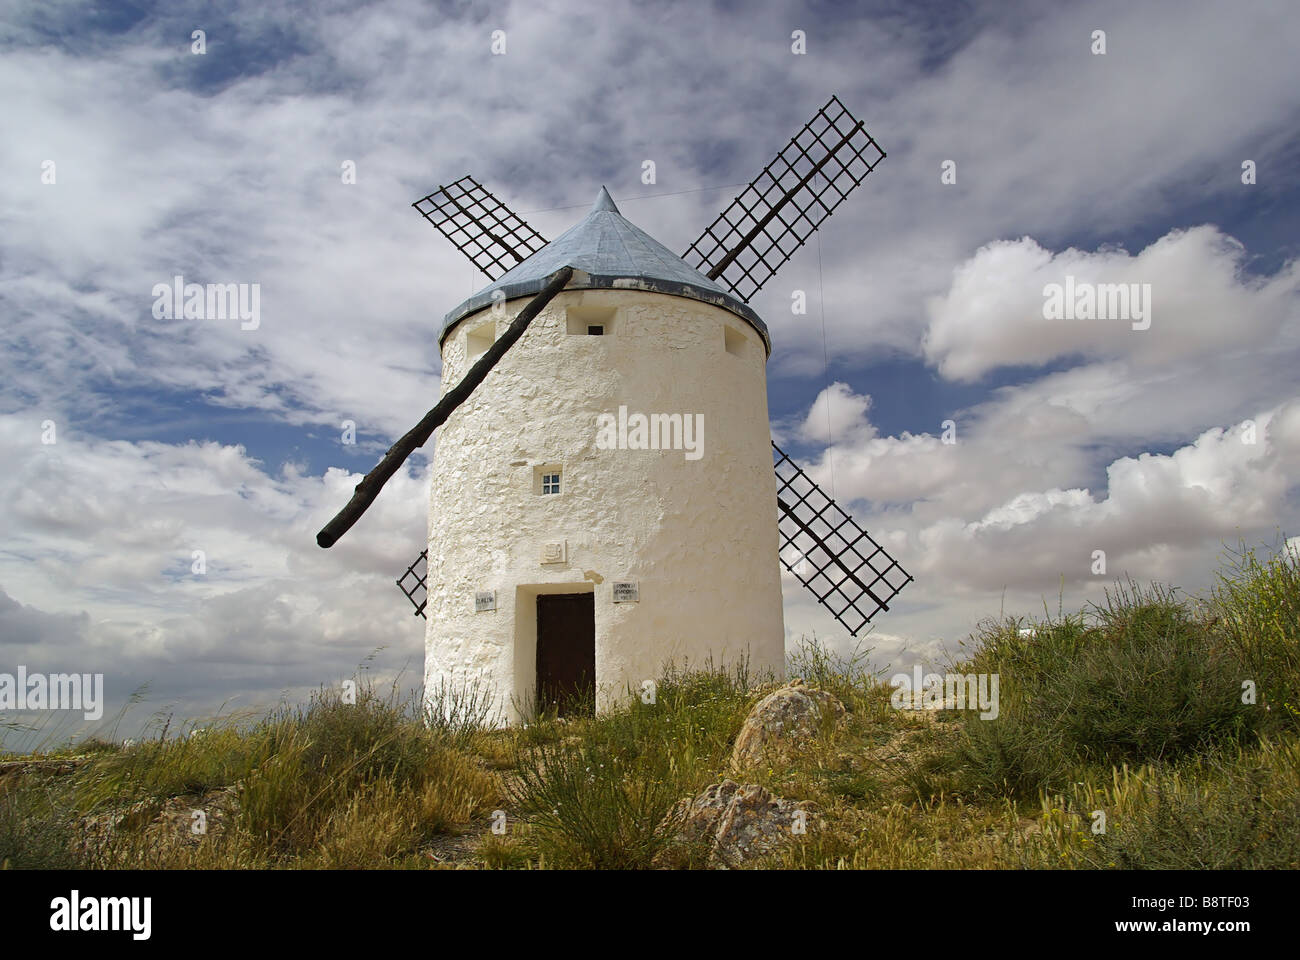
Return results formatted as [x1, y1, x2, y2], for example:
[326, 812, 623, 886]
[730, 678, 846, 769]
[0, 756, 91, 780]
[76, 785, 238, 863]
[662, 779, 818, 868]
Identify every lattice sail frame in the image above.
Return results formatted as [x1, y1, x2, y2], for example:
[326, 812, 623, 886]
[397, 548, 429, 619]
[682, 95, 886, 303]
[412, 175, 548, 280]
[773, 441, 912, 635]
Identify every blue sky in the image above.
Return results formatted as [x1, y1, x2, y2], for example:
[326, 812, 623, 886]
[2, 0, 1299, 749]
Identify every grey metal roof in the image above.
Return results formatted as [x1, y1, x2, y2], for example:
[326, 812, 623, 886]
[440, 187, 770, 354]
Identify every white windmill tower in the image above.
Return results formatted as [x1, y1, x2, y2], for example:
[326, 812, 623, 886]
[317, 96, 913, 722]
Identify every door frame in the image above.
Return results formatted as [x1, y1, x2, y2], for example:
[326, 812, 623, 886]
[512, 582, 595, 719]
[534, 592, 596, 716]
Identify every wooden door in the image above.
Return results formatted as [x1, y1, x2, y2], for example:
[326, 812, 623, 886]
[536, 593, 595, 716]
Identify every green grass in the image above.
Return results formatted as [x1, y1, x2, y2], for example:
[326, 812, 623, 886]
[1071, 738, 1300, 869]
[504, 660, 759, 868]
[0, 780, 82, 869]
[1210, 541, 1300, 730]
[1, 542, 1296, 869]
[942, 578, 1260, 802]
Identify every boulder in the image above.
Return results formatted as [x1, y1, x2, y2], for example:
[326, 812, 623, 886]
[663, 779, 818, 868]
[730, 678, 846, 769]
[76, 785, 238, 863]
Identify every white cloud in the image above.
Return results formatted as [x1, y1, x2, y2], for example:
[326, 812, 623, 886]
[923, 227, 1300, 382]
[798, 382, 877, 446]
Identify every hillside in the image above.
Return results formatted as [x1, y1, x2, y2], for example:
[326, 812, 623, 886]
[2, 542, 1298, 870]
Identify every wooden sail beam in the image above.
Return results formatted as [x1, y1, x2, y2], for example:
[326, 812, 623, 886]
[776, 494, 890, 613]
[316, 265, 574, 548]
[704, 119, 864, 283]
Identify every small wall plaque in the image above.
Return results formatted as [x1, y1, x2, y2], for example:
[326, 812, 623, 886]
[475, 591, 497, 612]
[612, 582, 639, 603]
[540, 540, 567, 564]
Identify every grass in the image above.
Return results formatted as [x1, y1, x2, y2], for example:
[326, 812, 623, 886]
[941, 578, 1258, 802]
[505, 660, 760, 868]
[1209, 541, 1300, 730]
[1, 541, 1297, 869]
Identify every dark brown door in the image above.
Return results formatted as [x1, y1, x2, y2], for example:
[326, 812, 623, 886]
[536, 593, 595, 716]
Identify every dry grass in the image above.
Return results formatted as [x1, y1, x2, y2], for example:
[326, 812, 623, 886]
[2, 543, 1297, 870]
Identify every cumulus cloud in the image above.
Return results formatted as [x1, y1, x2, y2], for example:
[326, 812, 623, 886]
[780, 387, 1300, 668]
[0, 589, 89, 649]
[798, 382, 878, 446]
[918, 402, 1300, 590]
[762, 1, 1300, 375]
[923, 227, 1300, 382]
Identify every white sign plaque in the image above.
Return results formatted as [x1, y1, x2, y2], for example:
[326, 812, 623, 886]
[612, 582, 639, 603]
[540, 540, 567, 564]
[475, 591, 497, 612]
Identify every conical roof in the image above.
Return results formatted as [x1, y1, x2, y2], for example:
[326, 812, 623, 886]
[440, 187, 770, 353]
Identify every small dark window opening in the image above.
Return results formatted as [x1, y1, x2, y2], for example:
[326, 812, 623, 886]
[587, 325, 604, 336]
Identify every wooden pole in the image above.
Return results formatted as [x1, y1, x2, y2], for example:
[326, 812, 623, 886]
[316, 265, 574, 548]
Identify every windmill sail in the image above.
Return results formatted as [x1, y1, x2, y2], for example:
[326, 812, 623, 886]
[398, 548, 429, 618]
[412, 175, 548, 280]
[773, 441, 912, 635]
[682, 96, 886, 303]
[389, 98, 908, 628]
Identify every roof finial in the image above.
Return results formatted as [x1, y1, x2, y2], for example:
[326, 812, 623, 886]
[591, 185, 619, 214]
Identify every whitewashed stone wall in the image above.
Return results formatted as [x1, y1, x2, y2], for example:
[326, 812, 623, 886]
[424, 288, 785, 722]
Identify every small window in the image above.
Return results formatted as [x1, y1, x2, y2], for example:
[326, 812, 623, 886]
[466, 320, 497, 360]
[724, 326, 747, 357]
[567, 305, 616, 335]
[533, 464, 564, 495]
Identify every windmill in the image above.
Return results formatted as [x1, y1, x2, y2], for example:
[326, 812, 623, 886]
[318, 95, 913, 719]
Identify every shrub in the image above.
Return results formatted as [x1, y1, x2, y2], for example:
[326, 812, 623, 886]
[951, 711, 1070, 801]
[1210, 541, 1300, 732]
[950, 580, 1256, 799]
[423, 676, 501, 750]
[1076, 739, 1300, 869]
[787, 635, 882, 715]
[506, 661, 756, 868]
[238, 683, 498, 860]
[75, 722, 258, 814]
[507, 736, 684, 869]
[0, 780, 83, 869]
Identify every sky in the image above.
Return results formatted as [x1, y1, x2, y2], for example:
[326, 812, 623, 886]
[2, 0, 1298, 749]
